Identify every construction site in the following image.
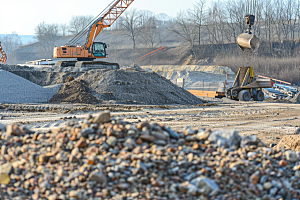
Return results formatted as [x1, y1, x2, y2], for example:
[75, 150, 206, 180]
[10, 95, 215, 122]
[1, 0, 300, 199]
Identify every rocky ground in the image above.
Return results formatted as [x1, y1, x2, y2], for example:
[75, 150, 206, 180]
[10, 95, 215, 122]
[1, 101, 300, 199]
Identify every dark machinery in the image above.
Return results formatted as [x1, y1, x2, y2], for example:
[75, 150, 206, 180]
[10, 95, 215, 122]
[226, 15, 272, 101]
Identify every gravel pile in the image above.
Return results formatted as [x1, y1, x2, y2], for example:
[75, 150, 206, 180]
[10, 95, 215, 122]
[1, 65, 203, 105]
[1, 112, 300, 199]
[78, 69, 204, 105]
[0, 70, 61, 104]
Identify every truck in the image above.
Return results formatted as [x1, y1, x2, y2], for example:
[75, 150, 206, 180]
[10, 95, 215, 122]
[225, 66, 272, 101]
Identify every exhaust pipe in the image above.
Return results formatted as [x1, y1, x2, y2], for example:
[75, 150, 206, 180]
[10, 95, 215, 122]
[237, 33, 260, 52]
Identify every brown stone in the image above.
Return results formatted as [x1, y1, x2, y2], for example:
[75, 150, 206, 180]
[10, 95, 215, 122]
[136, 138, 143, 145]
[193, 143, 199, 150]
[279, 160, 287, 166]
[250, 173, 259, 185]
[133, 146, 143, 154]
[56, 133, 65, 141]
[140, 134, 155, 142]
[39, 154, 50, 163]
[75, 138, 88, 148]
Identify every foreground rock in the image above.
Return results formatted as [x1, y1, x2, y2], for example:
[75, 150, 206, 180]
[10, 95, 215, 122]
[0, 112, 300, 199]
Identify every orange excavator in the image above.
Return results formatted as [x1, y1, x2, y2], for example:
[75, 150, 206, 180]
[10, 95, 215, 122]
[0, 42, 7, 65]
[53, 0, 134, 68]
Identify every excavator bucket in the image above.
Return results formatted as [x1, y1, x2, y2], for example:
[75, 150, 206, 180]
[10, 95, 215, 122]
[237, 33, 260, 52]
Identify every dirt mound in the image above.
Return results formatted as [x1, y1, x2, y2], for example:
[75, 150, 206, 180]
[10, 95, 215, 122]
[275, 134, 300, 151]
[78, 69, 203, 105]
[64, 75, 74, 83]
[49, 80, 99, 104]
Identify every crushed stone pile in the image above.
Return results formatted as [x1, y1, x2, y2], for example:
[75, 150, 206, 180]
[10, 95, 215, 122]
[48, 79, 99, 104]
[77, 69, 204, 105]
[0, 70, 61, 104]
[1, 112, 300, 199]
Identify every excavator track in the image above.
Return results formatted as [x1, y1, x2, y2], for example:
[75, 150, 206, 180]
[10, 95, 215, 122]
[75, 61, 119, 69]
[55, 60, 119, 69]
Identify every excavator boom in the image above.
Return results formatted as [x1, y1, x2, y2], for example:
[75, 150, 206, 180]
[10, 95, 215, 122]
[85, 0, 134, 49]
[0, 42, 7, 65]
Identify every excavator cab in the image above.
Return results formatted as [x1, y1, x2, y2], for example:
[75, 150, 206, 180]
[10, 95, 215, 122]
[92, 42, 107, 57]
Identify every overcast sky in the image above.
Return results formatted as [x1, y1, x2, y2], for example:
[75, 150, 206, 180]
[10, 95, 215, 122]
[0, 0, 201, 35]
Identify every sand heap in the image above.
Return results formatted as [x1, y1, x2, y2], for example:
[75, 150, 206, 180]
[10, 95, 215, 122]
[275, 129, 300, 151]
[0, 70, 60, 104]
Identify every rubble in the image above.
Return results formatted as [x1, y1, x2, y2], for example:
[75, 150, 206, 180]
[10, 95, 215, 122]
[0, 111, 300, 199]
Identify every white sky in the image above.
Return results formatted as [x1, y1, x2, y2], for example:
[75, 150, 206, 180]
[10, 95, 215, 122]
[0, 0, 199, 35]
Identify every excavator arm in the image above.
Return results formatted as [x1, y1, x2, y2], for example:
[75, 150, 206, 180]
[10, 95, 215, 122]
[84, 0, 134, 49]
[0, 42, 7, 65]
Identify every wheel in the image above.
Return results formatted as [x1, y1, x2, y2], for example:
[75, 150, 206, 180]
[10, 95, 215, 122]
[238, 90, 251, 101]
[253, 90, 264, 101]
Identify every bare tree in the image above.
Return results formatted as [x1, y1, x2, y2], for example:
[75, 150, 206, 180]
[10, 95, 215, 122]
[59, 23, 69, 36]
[225, 0, 248, 42]
[169, 11, 198, 48]
[189, 0, 207, 46]
[120, 9, 143, 49]
[68, 15, 94, 35]
[0, 32, 23, 56]
[139, 12, 161, 48]
[35, 22, 60, 55]
[155, 13, 171, 27]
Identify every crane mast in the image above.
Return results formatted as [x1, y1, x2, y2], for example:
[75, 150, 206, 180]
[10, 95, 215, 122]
[53, 0, 134, 64]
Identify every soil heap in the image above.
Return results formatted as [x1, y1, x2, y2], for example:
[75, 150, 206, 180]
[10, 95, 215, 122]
[77, 69, 204, 105]
[49, 79, 99, 104]
[0, 112, 300, 199]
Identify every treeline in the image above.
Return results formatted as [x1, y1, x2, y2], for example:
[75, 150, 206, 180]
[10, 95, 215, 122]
[26, 0, 300, 55]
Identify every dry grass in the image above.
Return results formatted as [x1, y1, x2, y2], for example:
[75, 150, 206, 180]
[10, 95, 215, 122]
[215, 55, 300, 85]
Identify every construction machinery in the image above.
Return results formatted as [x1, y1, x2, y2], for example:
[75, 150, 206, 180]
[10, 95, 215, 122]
[226, 15, 272, 101]
[53, 0, 134, 68]
[0, 42, 7, 65]
[226, 66, 272, 101]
